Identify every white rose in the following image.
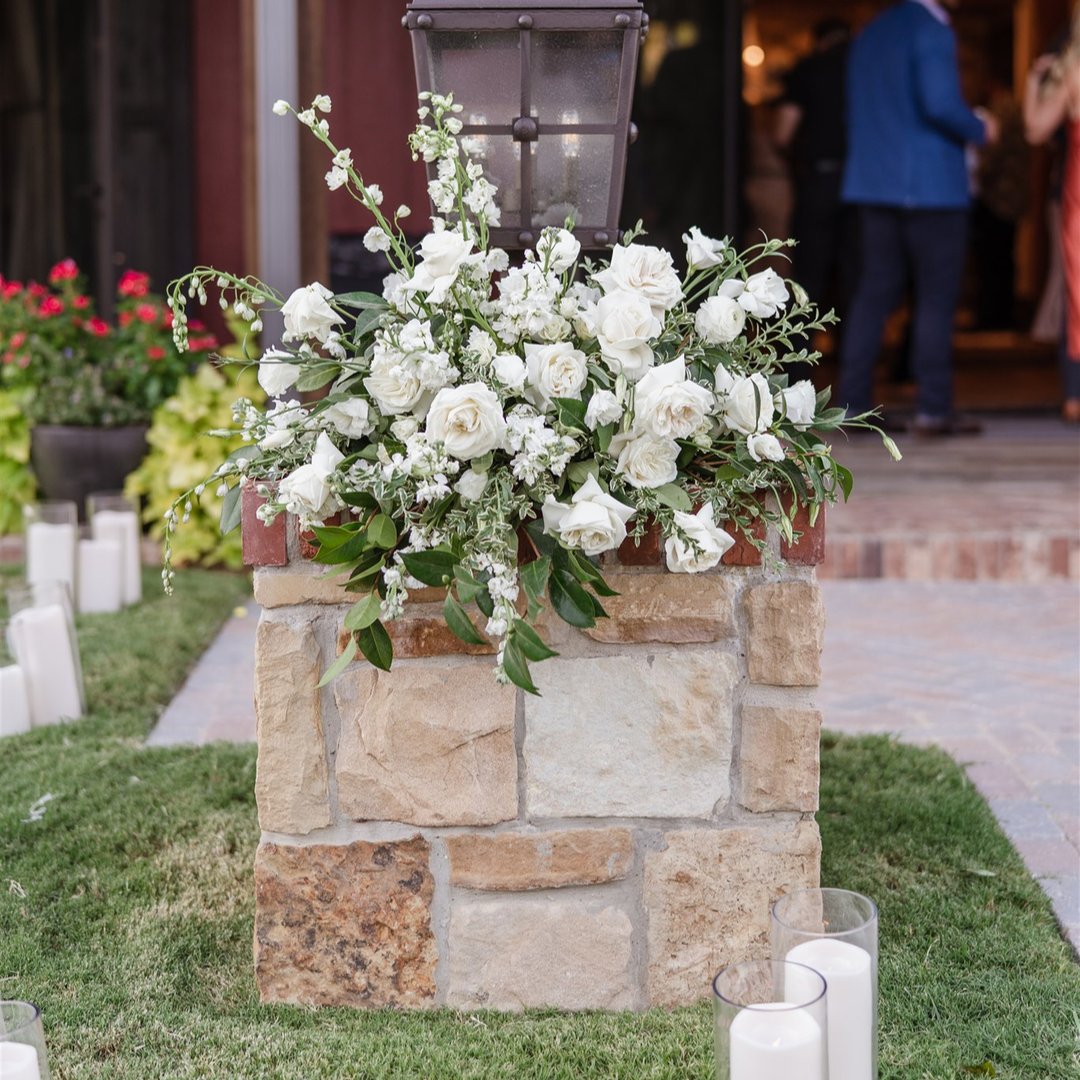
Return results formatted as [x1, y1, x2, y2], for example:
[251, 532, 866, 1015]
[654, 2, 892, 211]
[281, 282, 343, 344]
[258, 349, 301, 396]
[455, 469, 488, 502]
[594, 290, 662, 383]
[779, 380, 817, 430]
[594, 243, 683, 316]
[322, 397, 374, 439]
[682, 226, 727, 271]
[541, 474, 635, 556]
[537, 228, 581, 273]
[425, 382, 506, 460]
[493, 352, 527, 393]
[695, 295, 746, 345]
[277, 432, 344, 523]
[747, 432, 785, 463]
[664, 505, 735, 573]
[739, 268, 790, 318]
[715, 364, 736, 398]
[524, 342, 588, 409]
[609, 431, 680, 490]
[407, 229, 473, 303]
[722, 373, 775, 435]
[364, 351, 425, 415]
[585, 389, 623, 430]
[634, 357, 715, 440]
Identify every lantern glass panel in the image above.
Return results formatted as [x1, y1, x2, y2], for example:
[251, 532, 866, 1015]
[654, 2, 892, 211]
[428, 30, 521, 120]
[532, 133, 614, 228]
[530, 31, 624, 125]
[462, 135, 524, 228]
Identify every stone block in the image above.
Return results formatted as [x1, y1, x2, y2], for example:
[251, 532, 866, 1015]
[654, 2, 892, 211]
[744, 582, 824, 686]
[525, 650, 736, 819]
[446, 828, 634, 891]
[241, 481, 287, 567]
[582, 574, 736, 645]
[255, 562, 357, 608]
[334, 662, 517, 827]
[254, 837, 436, 1008]
[446, 895, 635, 1010]
[644, 820, 821, 1007]
[254, 617, 331, 834]
[738, 705, 822, 812]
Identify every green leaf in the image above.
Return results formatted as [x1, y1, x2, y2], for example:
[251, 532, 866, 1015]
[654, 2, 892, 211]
[312, 522, 360, 550]
[294, 363, 340, 392]
[475, 585, 495, 618]
[524, 519, 556, 558]
[453, 565, 485, 605]
[549, 569, 596, 628]
[567, 551, 619, 597]
[340, 490, 379, 510]
[335, 290, 388, 309]
[357, 620, 394, 671]
[352, 306, 384, 340]
[566, 459, 600, 487]
[343, 592, 382, 632]
[654, 482, 692, 511]
[400, 548, 458, 587]
[834, 462, 854, 500]
[317, 635, 357, 688]
[595, 422, 615, 454]
[509, 619, 558, 661]
[345, 550, 386, 587]
[366, 513, 398, 550]
[520, 555, 551, 603]
[554, 396, 588, 429]
[219, 484, 242, 536]
[502, 640, 540, 695]
[313, 530, 369, 565]
[443, 593, 489, 645]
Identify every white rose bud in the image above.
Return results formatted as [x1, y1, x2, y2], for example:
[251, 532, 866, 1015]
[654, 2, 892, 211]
[493, 352, 527, 393]
[664, 505, 735, 573]
[541, 474, 636, 556]
[407, 229, 473, 304]
[364, 351, 426, 415]
[722, 373, 775, 435]
[746, 432, 785, 463]
[322, 397, 375, 440]
[779, 380, 817, 430]
[609, 430, 680, 490]
[425, 382, 507, 460]
[633, 357, 715, 440]
[682, 226, 727, 270]
[536, 227, 581, 273]
[695, 294, 746, 345]
[594, 290, 662, 383]
[593, 243, 683, 316]
[739, 268, 790, 318]
[277, 432, 344, 524]
[281, 282, 344, 344]
[585, 389, 623, 430]
[523, 342, 588, 410]
[272, 99, 290, 116]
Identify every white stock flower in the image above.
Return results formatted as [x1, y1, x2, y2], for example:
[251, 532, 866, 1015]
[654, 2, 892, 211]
[779, 380, 817, 430]
[523, 342, 588, 410]
[322, 397, 375, 440]
[455, 469, 488, 501]
[594, 243, 683, 316]
[664, 505, 735, 573]
[382, 271, 409, 310]
[739, 268, 789, 318]
[695, 294, 746, 345]
[493, 352, 527, 392]
[277, 432, 344, 523]
[594, 290, 661, 382]
[365, 184, 384, 206]
[258, 398, 302, 450]
[722, 373, 775, 435]
[257, 349, 301, 396]
[297, 109, 316, 127]
[333, 148, 352, 169]
[609, 430, 680, 489]
[747, 432, 785, 462]
[363, 227, 392, 253]
[425, 382, 507, 459]
[537, 228, 580, 273]
[325, 166, 348, 191]
[541, 474, 635, 556]
[585, 389, 623, 430]
[633, 357, 714, 440]
[272, 99, 290, 116]
[682, 226, 726, 270]
[407, 229, 473, 303]
[281, 282, 344, 344]
[313, 94, 332, 113]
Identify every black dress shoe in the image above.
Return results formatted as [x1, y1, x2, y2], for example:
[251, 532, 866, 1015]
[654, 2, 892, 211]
[912, 412, 983, 436]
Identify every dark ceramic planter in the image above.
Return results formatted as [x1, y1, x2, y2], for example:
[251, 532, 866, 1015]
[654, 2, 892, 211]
[30, 424, 148, 519]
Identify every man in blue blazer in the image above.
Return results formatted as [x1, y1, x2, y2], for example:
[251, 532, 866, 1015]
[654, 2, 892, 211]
[838, 0, 997, 435]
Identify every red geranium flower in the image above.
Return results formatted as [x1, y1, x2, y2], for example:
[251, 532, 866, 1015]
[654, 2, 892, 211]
[86, 317, 110, 337]
[38, 296, 64, 317]
[48, 258, 79, 284]
[118, 311, 134, 327]
[118, 270, 150, 298]
[28, 283, 46, 298]
[147, 345, 166, 360]
[72, 295, 91, 309]
[10, 332, 26, 349]
[135, 303, 158, 324]
[1, 280, 22, 298]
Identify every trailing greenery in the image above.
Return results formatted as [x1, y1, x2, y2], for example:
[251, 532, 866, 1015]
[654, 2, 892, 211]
[0, 586, 1075, 1079]
[0, 389, 35, 534]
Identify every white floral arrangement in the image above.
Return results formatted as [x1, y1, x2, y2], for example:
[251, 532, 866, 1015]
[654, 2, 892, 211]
[165, 92, 896, 692]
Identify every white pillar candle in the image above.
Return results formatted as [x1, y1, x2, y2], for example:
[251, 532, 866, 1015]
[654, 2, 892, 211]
[9, 605, 83, 726]
[77, 539, 124, 614]
[1, 665, 32, 736]
[786, 939, 873, 1080]
[91, 509, 141, 605]
[729, 1002, 823, 1080]
[0, 1041, 42, 1080]
[26, 521, 77, 595]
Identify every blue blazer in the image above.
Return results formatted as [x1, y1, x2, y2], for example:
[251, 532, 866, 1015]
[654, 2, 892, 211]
[842, 1, 986, 209]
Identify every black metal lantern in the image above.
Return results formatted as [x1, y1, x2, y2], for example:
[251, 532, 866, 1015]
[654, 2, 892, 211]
[404, 0, 646, 250]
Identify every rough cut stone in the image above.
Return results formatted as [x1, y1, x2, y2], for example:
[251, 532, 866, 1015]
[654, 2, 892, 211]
[525, 650, 737, 819]
[744, 582, 824, 686]
[644, 820, 821, 1007]
[255, 563, 356, 607]
[446, 828, 634, 891]
[334, 662, 517, 826]
[254, 617, 331, 834]
[583, 574, 736, 644]
[254, 837, 436, 1008]
[446, 895, 635, 1010]
[738, 705, 822, 812]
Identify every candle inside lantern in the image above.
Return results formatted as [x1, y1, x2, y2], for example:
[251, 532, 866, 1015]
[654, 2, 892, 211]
[77, 539, 124, 614]
[729, 1002, 823, 1080]
[0, 665, 31, 737]
[786, 938, 873, 1080]
[26, 522, 77, 596]
[0, 1041, 43, 1080]
[8, 605, 84, 726]
[91, 508, 141, 605]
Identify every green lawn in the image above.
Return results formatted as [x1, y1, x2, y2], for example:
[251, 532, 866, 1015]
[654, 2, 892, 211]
[1, 571, 1077, 1079]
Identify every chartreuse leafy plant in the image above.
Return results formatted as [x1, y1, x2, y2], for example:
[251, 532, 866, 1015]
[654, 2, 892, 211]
[164, 91, 898, 693]
[0, 389, 35, 534]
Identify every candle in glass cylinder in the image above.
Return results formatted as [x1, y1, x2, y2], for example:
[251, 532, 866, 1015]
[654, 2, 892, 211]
[90, 504, 141, 606]
[0, 1041, 42, 1080]
[0, 665, 31, 736]
[26, 522, 77, 595]
[786, 939, 873, 1080]
[76, 539, 123, 614]
[8, 606, 83, 726]
[729, 1002, 824, 1080]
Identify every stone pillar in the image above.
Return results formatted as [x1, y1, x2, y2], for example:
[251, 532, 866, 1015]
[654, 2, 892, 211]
[244, 491, 827, 1010]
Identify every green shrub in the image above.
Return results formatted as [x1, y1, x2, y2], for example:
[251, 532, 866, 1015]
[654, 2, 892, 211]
[0, 389, 35, 534]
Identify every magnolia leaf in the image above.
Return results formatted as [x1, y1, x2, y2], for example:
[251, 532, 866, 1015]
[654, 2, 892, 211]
[566, 459, 601, 487]
[219, 484, 242, 536]
[443, 593, 489, 645]
[567, 551, 619, 597]
[366, 513, 398, 550]
[510, 619, 558, 661]
[502, 640, 540, 695]
[357, 620, 393, 671]
[549, 569, 596, 628]
[313, 529, 369, 565]
[340, 490, 379, 510]
[595, 422, 615, 453]
[453, 565, 485, 605]
[653, 482, 693, 512]
[520, 555, 551, 602]
[400, 548, 458, 587]
[343, 592, 382, 632]
[317, 634, 357, 688]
